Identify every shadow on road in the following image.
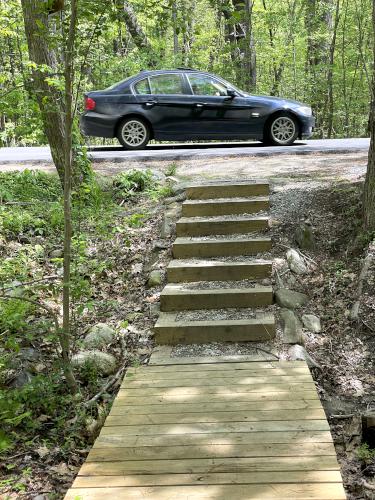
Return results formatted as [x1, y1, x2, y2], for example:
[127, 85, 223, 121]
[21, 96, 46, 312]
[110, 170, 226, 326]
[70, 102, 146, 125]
[88, 141, 307, 152]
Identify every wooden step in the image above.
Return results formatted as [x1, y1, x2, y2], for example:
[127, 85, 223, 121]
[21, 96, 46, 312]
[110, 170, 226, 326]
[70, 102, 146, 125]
[176, 216, 269, 237]
[154, 312, 275, 344]
[187, 181, 269, 200]
[160, 284, 273, 311]
[182, 197, 269, 217]
[173, 237, 272, 258]
[167, 259, 272, 282]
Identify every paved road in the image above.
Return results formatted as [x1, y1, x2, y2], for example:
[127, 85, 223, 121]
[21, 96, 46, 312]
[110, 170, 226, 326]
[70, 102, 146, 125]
[0, 138, 370, 164]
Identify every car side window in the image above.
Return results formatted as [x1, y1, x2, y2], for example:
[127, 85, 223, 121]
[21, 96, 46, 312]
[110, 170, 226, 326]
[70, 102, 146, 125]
[134, 78, 151, 95]
[188, 74, 228, 96]
[149, 74, 184, 94]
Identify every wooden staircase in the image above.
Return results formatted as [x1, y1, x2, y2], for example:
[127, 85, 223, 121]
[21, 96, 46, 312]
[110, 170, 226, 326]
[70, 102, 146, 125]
[155, 180, 275, 344]
[64, 180, 346, 500]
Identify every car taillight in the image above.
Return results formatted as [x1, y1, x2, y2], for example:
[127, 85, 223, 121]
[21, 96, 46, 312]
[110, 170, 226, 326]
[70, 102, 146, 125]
[85, 97, 96, 111]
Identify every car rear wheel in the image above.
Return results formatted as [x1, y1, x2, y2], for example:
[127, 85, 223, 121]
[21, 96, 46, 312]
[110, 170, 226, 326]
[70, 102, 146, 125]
[265, 114, 299, 146]
[117, 118, 150, 150]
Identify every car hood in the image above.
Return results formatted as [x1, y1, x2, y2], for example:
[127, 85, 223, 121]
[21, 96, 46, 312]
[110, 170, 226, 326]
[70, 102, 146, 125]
[245, 94, 310, 108]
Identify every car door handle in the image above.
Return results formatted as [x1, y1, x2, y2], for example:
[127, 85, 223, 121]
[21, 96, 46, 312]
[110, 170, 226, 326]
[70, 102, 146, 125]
[195, 103, 207, 108]
[145, 100, 157, 107]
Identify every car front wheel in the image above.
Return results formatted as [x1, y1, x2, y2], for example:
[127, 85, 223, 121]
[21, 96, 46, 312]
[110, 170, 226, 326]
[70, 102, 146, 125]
[117, 118, 150, 150]
[264, 114, 299, 146]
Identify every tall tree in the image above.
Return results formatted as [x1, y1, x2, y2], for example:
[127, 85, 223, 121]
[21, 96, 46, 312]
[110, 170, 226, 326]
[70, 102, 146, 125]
[363, 0, 375, 231]
[20, 0, 80, 393]
[20, 0, 66, 184]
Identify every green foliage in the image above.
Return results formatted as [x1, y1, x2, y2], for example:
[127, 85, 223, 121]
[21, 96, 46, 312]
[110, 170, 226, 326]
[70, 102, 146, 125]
[0, 299, 34, 337]
[0, 374, 86, 452]
[0, 170, 61, 203]
[113, 169, 154, 199]
[357, 443, 375, 464]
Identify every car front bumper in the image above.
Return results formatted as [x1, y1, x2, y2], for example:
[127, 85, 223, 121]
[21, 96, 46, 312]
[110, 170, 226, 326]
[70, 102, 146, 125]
[299, 115, 315, 138]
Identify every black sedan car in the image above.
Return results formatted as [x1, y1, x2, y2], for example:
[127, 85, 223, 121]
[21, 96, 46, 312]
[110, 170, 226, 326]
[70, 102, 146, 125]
[81, 69, 314, 150]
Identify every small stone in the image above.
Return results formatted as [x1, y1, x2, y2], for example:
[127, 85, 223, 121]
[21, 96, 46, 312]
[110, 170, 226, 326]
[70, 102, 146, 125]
[149, 303, 160, 317]
[150, 169, 166, 182]
[288, 344, 321, 369]
[83, 323, 116, 349]
[19, 347, 40, 362]
[11, 370, 33, 388]
[147, 270, 162, 287]
[50, 248, 63, 259]
[171, 183, 186, 196]
[280, 309, 303, 344]
[302, 314, 321, 333]
[153, 239, 169, 251]
[275, 288, 308, 309]
[286, 249, 308, 274]
[295, 222, 315, 250]
[164, 192, 186, 204]
[71, 351, 117, 376]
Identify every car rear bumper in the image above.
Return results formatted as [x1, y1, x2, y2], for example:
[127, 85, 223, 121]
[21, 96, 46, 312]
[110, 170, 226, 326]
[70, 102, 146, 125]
[80, 112, 118, 138]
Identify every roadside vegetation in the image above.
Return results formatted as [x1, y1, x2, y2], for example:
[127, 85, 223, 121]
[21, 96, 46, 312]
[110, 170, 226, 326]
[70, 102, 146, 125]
[0, 168, 171, 496]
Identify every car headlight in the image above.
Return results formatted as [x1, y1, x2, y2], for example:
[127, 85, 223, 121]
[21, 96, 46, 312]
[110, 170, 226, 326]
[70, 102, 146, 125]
[296, 106, 312, 116]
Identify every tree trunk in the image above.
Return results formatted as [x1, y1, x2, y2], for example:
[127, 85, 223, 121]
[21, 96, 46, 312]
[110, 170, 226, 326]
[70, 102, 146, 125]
[118, 1, 157, 67]
[20, 0, 66, 185]
[363, 0, 375, 231]
[243, 0, 256, 91]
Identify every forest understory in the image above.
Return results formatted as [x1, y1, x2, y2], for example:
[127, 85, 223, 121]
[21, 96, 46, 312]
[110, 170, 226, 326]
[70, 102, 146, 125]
[0, 160, 375, 498]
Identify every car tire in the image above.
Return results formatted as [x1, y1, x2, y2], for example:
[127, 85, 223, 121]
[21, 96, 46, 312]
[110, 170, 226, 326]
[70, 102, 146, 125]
[117, 117, 150, 150]
[264, 113, 299, 146]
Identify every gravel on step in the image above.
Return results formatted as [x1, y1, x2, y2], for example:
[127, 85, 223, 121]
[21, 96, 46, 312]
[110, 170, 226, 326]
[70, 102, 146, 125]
[187, 233, 268, 241]
[183, 213, 268, 221]
[185, 196, 267, 203]
[171, 258, 271, 264]
[175, 306, 275, 322]
[171, 342, 277, 358]
[180, 279, 271, 290]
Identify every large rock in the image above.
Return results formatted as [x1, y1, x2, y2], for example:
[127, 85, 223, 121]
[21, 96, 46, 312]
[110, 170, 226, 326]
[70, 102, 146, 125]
[147, 270, 162, 287]
[72, 351, 117, 376]
[288, 344, 321, 369]
[160, 214, 174, 238]
[295, 222, 315, 250]
[302, 314, 321, 333]
[286, 249, 308, 274]
[275, 288, 308, 309]
[280, 309, 303, 344]
[83, 323, 116, 349]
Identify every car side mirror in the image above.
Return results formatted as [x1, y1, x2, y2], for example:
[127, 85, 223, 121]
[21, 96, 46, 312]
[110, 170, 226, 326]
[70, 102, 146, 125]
[226, 88, 236, 99]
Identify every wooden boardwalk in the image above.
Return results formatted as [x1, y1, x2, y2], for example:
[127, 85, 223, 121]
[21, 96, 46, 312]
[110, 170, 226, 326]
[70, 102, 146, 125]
[65, 358, 346, 499]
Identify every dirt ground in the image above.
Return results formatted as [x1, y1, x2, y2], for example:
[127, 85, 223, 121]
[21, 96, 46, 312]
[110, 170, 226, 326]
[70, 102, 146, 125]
[0, 151, 368, 185]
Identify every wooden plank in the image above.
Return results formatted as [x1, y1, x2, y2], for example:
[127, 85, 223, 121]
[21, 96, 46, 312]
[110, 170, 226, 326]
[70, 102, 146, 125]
[118, 382, 317, 396]
[110, 399, 323, 414]
[93, 431, 334, 448]
[79, 455, 341, 475]
[122, 375, 313, 388]
[99, 420, 330, 436]
[87, 442, 337, 462]
[65, 483, 347, 499]
[148, 353, 279, 364]
[71, 471, 344, 488]
[114, 390, 320, 404]
[144, 360, 304, 370]
[127, 366, 311, 379]
[105, 409, 326, 426]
